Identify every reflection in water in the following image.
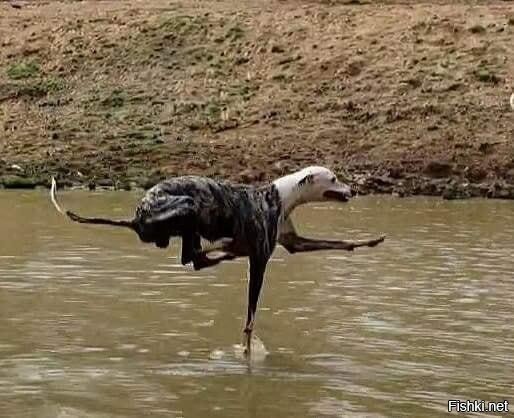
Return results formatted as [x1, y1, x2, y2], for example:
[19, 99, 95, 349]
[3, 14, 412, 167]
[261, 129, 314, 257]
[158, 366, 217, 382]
[0, 190, 513, 418]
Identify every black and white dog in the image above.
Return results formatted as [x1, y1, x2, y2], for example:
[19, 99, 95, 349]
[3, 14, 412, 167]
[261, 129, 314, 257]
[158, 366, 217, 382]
[50, 166, 385, 353]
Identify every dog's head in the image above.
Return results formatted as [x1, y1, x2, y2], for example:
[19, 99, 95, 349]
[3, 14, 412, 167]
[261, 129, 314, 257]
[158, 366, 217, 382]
[295, 166, 353, 203]
[274, 166, 354, 214]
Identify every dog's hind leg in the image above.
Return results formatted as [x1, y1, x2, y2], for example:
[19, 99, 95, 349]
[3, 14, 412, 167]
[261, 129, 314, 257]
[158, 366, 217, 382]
[199, 238, 234, 254]
[191, 251, 237, 270]
[181, 233, 237, 270]
[193, 238, 251, 268]
[200, 238, 251, 258]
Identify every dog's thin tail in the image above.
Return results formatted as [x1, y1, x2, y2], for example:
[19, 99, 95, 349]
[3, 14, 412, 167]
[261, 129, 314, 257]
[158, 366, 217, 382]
[50, 177, 135, 229]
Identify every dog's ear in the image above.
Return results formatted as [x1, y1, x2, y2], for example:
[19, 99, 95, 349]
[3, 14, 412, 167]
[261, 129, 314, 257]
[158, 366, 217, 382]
[298, 173, 315, 187]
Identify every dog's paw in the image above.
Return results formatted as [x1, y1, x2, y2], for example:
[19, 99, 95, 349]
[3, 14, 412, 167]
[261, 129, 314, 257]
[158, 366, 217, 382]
[368, 235, 386, 247]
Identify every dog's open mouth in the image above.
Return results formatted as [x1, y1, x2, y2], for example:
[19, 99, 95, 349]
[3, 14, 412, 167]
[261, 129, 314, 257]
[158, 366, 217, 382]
[323, 190, 349, 202]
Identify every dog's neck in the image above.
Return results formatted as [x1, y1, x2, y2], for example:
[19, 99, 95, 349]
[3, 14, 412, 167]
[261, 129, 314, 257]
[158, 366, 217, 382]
[272, 171, 311, 217]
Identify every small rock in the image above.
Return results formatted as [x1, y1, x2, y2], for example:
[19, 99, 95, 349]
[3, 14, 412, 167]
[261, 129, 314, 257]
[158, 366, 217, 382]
[388, 167, 404, 179]
[10, 164, 23, 171]
[466, 167, 488, 182]
[424, 160, 453, 178]
[478, 142, 494, 154]
[498, 188, 512, 199]
[118, 181, 132, 191]
[442, 183, 470, 200]
[468, 24, 486, 34]
[240, 169, 254, 183]
[373, 175, 395, 187]
[97, 178, 114, 188]
[506, 168, 514, 181]
[392, 187, 406, 198]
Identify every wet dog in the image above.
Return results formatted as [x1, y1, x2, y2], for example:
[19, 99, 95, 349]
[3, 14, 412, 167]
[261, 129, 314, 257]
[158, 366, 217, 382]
[50, 166, 385, 353]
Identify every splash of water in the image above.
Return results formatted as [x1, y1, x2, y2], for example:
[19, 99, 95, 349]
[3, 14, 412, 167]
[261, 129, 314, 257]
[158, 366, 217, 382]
[232, 334, 269, 362]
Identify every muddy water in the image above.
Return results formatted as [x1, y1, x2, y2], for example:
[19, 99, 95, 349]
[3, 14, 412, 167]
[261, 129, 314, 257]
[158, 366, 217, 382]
[1, 190, 513, 418]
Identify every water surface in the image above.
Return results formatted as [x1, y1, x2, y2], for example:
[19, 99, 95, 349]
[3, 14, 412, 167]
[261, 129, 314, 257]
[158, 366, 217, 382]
[1, 190, 513, 418]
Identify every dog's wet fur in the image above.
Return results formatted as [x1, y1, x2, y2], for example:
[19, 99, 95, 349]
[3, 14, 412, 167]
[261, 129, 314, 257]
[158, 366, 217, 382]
[135, 176, 282, 266]
[51, 166, 385, 354]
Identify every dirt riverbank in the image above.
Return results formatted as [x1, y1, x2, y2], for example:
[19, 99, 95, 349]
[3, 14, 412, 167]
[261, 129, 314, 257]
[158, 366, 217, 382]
[1, 0, 513, 199]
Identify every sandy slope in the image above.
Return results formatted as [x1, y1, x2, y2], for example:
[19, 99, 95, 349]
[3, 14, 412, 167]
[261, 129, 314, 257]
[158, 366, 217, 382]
[0, 0, 513, 197]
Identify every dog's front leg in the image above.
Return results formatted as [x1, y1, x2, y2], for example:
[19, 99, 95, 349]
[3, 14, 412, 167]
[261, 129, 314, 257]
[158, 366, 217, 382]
[278, 217, 384, 254]
[243, 255, 268, 356]
[279, 233, 385, 253]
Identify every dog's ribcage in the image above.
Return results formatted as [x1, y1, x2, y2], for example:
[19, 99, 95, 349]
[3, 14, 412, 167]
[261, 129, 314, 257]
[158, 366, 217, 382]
[135, 176, 282, 258]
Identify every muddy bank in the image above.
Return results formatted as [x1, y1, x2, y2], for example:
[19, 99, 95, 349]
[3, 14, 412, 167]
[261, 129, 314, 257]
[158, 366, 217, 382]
[2, 159, 514, 201]
[1, 0, 513, 200]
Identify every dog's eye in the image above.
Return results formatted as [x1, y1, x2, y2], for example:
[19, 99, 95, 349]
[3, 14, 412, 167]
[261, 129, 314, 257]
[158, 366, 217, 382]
[330, 177, 336, 183]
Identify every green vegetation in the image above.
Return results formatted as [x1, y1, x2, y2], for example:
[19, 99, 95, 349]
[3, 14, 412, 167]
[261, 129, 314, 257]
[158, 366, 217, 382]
[159, 15, 206, 35]
[0, 175, 38, 189]
[10, 77, 65, 99]
[226, 25, 244, 41]
[7, 62, 40, 80]
[100, 89, 126, 108]
[474, 69, 501, 84]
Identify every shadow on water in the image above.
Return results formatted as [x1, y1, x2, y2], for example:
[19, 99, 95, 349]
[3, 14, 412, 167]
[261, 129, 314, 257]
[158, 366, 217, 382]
[1, 190, 513, 418]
